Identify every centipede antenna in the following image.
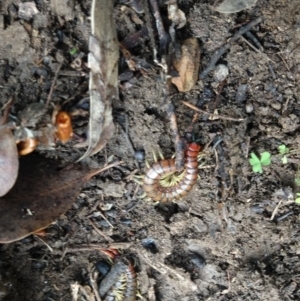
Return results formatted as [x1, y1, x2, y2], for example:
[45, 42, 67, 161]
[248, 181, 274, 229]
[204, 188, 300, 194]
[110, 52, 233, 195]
[139, 193, 147, 198]
[133, 178, 143, 185]
[152, 151, 158, 162]
[136, 290, 143, 299]
[198, 160, 207, 168]
[145, 160, 150, 168]
[158, 149, 164, 160]
[134, 175, 144, 178]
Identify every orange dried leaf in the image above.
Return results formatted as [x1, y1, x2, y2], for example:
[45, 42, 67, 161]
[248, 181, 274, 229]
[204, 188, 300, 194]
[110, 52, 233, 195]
[171, 38, 200, 92]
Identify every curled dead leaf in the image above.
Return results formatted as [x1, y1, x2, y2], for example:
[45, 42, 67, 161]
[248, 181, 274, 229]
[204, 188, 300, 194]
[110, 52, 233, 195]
[171, 38, 200, 92]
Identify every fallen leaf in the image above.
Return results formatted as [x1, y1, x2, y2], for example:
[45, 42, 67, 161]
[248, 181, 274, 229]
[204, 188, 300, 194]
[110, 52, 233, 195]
[171, 38, 200, 92]
[214, 0, 258, 13]
[0, 155, 121, 243]
[0, 125, 19, 197]
[77, 0, 119, 161]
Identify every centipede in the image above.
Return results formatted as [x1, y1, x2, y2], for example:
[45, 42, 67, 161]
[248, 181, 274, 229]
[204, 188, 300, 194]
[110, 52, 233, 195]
[103, 262, 137, 301]
[99, 250, 138, 301]
[142, 142, 202, 202]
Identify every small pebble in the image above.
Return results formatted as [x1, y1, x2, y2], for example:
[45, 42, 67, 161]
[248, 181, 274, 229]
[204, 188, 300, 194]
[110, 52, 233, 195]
[213, 64, 229, 82]
[135, 149, 145, 162]
[271, 101, 282, 110]
[245, 103, 254, 113]
[18, 2, 39, 20]
[142, 238, 159, 253]
[235, 84, 248, 103]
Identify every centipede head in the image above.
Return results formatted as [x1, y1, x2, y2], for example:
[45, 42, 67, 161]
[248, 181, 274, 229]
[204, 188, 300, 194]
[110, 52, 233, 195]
[188, 142, 202, 152]
[99, 248, 121, 260]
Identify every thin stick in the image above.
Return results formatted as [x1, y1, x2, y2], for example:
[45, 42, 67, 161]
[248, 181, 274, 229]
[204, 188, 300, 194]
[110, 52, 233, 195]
[89, 271, 102, 301]
[165, 100, 185, 170]
[34, 235, 53, 252]
[182, 101, 244, 122]
[88, 161, 124, 178]
[200, 16, 263, 79]
[89, 218, 114, 243]
[97, 206, 114, 228]
[46, 62, 63, 106]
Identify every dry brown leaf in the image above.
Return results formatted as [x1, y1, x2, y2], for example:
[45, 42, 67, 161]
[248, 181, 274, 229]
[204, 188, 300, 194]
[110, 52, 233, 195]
[0, 125, 19, 197]
[0, 155, 121, 243]
[167, 0, 186, 29]
[0, 98, 19, 197]
[171, 38, 200, 92]
[77, 0, 119, 161]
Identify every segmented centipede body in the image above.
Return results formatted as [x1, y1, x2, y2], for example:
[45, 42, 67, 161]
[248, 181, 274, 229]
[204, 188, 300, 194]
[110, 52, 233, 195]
[123, 263, 137, 301]
[143, 142, 201, 202]
[100, 259, 137, 301]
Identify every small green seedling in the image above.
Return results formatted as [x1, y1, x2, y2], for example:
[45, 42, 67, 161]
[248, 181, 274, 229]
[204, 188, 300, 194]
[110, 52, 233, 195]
[295, 193, 300, 204]
[69, 48, 78, 55]
[249, 152, 271, 173]
[278, 144, 289, 164]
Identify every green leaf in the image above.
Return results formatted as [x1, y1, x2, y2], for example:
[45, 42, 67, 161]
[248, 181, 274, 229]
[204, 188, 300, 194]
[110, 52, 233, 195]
[249, 153, 260, 166]
[281, 155, 288, 164]
[295, 197, 300, 204]
[252, 163, 263, 173]
[69, 48, 77, 55]
[278, 144, 289, 154]
[260, 152, 271, 166]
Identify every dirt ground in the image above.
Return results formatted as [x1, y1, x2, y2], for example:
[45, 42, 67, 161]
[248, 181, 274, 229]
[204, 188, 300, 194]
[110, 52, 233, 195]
[1, 0, 300, 300]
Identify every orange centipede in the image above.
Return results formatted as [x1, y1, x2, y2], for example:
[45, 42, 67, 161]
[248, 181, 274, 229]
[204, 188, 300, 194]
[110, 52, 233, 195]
[143, 142, 202, 202]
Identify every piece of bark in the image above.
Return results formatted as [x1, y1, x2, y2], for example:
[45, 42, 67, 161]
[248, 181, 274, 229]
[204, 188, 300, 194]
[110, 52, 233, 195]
[77, 0, 119, 161]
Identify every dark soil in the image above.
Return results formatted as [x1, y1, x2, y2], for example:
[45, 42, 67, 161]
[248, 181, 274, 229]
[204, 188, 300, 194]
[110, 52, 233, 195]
[1, 0, 300, 300]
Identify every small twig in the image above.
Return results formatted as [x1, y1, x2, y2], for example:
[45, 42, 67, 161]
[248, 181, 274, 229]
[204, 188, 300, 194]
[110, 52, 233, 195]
[165, 100, 185, 170]
[97, 204, 114, 228]
[1, 97, 14, 123]
[270, 200, 295, 221]
[46, 62, 63, 106]
[88, 161, 124, 178]
[200, 16, 263, 79]
[213, 148, 219, 176]
[240, 36, 275, 64]
[89, 271, 102, 301]
[89, 218, 114, 243]
[34, 235, 53, 252]
[244, 31, 263, 51]
[182, 101, 244, 122]
[270, 200, 282, 221]
[148, 0, 169, 56]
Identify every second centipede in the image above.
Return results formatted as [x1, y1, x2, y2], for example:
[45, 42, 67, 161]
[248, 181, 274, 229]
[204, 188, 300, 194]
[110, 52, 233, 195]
[142, 142, 202, 202]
